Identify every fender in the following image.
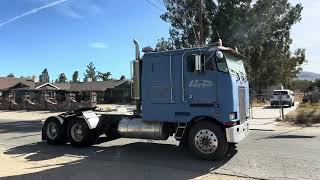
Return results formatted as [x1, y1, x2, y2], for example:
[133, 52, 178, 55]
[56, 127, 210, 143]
[82, 111, 101, 129]
[46, 111, 100, 130]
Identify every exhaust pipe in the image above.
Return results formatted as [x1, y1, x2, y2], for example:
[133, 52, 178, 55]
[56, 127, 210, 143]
[133, 39, 140, 60]
[133, 39, 141, 115]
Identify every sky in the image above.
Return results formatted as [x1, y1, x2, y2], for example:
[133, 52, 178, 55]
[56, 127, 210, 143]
[290, 0, 319, 74]
[0, 0, 318, 81]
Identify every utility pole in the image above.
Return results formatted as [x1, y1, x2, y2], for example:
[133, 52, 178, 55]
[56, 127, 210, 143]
[198, 0, 203, 46]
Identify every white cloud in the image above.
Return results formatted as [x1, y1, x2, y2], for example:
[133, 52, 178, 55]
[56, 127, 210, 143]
[57, 0, 105, 19]
[0, 0, 68, 27]
[23, 0, 106, 19]
[89, 42, 108, 49]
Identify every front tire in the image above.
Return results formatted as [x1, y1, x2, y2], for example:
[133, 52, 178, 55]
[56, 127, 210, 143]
[188, 121, 228, 160]
[67, 118, 96, 147]
[42, 117, 67, 145]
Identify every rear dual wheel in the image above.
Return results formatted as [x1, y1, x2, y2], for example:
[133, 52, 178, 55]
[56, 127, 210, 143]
[67, 118, 97, 147]
[43, 117, 67, 145]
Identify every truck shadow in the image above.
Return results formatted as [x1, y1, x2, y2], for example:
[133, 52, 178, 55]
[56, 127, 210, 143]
[2, 140, 237, 180]
[263, 106, 291, 109]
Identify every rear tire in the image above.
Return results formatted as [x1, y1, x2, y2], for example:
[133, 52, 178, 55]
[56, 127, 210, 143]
[42, 117, 67, 145]
[67, 118, 96, 147]
[188, 121, 228, 160]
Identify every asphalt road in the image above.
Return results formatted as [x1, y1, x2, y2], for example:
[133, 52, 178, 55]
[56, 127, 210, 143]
[0, 106, 319, 180]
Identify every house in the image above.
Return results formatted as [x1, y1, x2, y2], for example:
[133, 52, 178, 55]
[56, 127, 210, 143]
[0, 77, 132, 111]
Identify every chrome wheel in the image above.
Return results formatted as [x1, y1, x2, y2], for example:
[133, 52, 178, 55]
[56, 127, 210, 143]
[194, 129, 218, 154]
[46, 122, 58, 140]
[71, 123, 84, 142]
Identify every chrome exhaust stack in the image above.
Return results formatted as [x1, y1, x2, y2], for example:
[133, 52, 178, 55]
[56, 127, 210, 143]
[132, 39, 141, 115]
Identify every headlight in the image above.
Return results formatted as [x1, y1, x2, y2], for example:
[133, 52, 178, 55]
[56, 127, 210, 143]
[229, 112, 237, 120]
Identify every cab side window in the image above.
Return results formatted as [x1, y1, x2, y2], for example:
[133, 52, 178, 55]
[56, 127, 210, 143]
[186, 54, 214, 72]
[203, 54, 214, 71]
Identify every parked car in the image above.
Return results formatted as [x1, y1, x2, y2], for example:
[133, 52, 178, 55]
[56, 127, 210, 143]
[270, 90, 295, 107]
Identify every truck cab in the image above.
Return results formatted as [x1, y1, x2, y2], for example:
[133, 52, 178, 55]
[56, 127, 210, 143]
[141, 45, 250, 142]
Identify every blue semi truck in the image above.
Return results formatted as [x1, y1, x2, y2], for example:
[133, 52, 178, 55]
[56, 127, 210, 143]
[42, 40, 250, 160]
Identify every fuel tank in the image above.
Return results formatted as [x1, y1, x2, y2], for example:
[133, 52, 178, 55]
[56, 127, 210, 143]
[118, 118, 170, 140]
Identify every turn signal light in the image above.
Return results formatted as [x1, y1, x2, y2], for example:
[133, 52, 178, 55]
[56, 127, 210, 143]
[224, 121, 237, 127]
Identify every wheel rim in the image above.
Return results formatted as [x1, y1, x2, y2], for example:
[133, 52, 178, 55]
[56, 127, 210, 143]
[71, 123, 84, 142]
[194, 129, 218, 154]
[46, 122, 58, 140]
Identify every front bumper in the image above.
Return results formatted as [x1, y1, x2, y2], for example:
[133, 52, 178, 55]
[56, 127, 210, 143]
[225, 121, 250, 143]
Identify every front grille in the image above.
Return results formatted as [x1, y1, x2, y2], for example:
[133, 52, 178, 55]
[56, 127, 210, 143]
[239, 87, 246, 124]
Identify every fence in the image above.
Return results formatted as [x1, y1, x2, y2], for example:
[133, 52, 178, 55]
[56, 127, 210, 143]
[250, 92, 304, 119]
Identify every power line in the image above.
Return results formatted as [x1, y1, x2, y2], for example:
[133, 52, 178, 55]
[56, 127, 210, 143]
[144, 0, 166, 12]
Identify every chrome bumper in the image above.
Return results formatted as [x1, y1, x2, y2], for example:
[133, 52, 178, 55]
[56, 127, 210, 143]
[225, 121, 250, 143]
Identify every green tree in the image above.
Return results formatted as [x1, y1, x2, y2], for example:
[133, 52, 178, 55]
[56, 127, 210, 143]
[161, 0, 306, 91]
[7, 73, 14, 78]
[39, 68, 50, 83]
[293, 80, 313, 93]
[72, 71, 79, 83]
[97, 72, 112, 81]
[155, 38, 174, 51]
[56, 73, 67, 83]
[84, 62, 97, 81]
[308, 79, 320, 92]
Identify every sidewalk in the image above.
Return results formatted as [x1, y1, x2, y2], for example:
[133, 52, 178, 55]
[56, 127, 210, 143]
[250, 104, 299, 130]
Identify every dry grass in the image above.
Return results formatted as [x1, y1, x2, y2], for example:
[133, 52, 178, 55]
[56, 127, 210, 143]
[284, 103, 320, 126]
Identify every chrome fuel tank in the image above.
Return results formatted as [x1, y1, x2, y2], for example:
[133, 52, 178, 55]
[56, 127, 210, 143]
[118, 118, 169, 140]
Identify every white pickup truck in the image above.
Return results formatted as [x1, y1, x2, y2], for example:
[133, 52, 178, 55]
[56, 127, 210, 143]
[270, 90, 295, 107]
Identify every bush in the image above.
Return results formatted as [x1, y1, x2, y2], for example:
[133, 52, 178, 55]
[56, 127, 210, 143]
[285, 108, 320, 125]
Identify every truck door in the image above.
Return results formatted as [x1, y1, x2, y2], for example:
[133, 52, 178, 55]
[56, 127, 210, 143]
[183, 51, 217, 105]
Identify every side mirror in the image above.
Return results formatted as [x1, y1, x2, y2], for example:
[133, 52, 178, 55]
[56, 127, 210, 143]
[194, 55, 202, 71]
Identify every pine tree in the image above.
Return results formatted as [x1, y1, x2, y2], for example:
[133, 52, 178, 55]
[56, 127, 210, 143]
[56, 73, 67, 83]
[39, 68, 50, 83]
[72, 71, 79, 83]
[84, 62, 97, 81]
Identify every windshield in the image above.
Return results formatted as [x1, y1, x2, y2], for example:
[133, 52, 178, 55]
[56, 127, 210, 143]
[225, 53, 246, 75]
[216, 51, 247, 79]
[273, 91, 289, 95]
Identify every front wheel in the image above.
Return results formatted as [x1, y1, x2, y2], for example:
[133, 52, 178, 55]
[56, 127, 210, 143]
[188, 121, 228, 160]
[67, 118, 96, 147]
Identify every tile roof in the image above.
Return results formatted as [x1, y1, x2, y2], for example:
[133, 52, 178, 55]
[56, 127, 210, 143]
[0, 77, 129, 92]
[54, 79, 129, 92]
[0, 77, 33, 90]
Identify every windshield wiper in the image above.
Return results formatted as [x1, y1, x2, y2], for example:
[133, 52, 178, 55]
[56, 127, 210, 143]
[228, 68, 240, 80]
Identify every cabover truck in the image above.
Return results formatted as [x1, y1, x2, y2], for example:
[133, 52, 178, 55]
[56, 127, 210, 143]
[42, 40, 250, 160]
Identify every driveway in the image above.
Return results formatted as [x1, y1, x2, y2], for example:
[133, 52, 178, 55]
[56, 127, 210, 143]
[0, 106, 319, 180]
